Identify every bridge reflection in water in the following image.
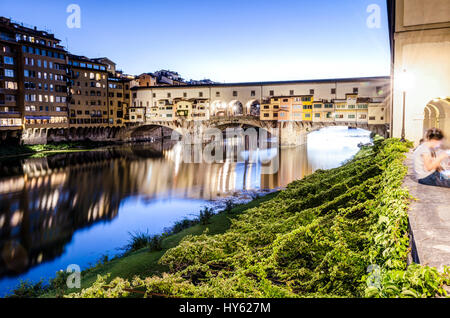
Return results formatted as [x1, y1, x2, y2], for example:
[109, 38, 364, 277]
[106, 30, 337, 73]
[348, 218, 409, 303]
[0, 126, 371, 294]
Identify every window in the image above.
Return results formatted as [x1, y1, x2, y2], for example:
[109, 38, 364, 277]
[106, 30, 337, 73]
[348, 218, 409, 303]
[353, 87, 359, 94]
[310, 89, 315, 95]
[4, 69, 14, 77]
[216, 92, 220, 97]
[233, 91, 238, 97]
[251, 90, 256, 97]
[183, 92, 187, 98]
[4, 56, 14, 65]
[290, 90, 294, 95]
[199, 92, 203, 97]
[331, 88, 336, 94]
[167, 93, 171, 98]
[269, 90, 274, 96]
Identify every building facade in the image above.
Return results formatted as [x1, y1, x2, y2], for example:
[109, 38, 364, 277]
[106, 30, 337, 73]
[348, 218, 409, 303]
[0, 17, 68, 143]
[67, 55, 108, 128]
[388, 0, 450, 143]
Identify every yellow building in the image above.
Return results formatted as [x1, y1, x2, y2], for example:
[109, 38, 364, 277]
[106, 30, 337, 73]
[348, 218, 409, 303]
[260, 95, 316, 122]
[174, 99, 193, 120]
[298, 95, 313, 121]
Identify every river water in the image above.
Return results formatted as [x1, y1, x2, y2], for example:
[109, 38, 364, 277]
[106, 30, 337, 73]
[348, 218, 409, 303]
[0, 126, 371, 296]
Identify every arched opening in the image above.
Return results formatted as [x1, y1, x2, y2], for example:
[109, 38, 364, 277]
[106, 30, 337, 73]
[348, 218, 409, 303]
[210, 100, 227, 117]
[423, 97, 450, 140]
[246, 100, 260, 117]
[228, 100, 244, 116]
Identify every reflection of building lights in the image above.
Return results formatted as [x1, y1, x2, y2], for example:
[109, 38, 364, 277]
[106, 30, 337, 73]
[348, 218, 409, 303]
[10, 210, 23, 227]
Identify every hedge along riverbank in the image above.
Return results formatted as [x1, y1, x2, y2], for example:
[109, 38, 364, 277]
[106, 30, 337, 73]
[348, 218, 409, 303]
[68, 139, 450, 298]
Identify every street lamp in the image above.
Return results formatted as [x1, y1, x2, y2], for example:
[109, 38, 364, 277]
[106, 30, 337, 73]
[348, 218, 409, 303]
[396, 69, 414, 142]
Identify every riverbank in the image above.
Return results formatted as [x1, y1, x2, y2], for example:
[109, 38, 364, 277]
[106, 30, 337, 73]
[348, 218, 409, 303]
[63, 138, 448, 298]
[0, 141, 121, 160]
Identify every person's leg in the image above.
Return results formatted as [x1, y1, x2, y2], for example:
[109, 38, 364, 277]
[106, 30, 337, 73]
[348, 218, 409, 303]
[436, 172, 450, 188]
[419, 171, 450, 188]
[418, 171, 440, 186]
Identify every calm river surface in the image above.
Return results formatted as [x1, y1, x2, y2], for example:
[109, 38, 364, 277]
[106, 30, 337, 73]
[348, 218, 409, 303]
[0, 126, 371, 296]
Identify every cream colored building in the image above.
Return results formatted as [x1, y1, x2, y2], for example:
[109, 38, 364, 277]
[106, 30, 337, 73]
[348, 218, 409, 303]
[389, 0, 450, 143]
[157, 99, 175, 121]
[369, 102, 389, 125]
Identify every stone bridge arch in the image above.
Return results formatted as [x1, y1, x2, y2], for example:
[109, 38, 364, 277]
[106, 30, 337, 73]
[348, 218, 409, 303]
[125, 117, 389, 146]
[126, 122, 184, 141]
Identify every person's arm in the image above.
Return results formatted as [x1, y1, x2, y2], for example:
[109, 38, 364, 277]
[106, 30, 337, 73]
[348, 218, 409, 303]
[422, 152, 448, 172]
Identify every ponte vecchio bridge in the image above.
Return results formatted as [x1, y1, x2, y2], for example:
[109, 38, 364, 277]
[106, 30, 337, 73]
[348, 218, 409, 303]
[128, 76, 391, 146]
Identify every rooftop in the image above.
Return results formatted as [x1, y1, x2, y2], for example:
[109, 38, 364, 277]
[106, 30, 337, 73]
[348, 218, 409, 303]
[0, 16, 59, 41]
[131, 76, 390, 90]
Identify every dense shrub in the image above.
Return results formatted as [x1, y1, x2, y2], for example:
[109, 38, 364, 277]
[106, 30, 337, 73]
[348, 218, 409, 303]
[6, 280, 48, 298]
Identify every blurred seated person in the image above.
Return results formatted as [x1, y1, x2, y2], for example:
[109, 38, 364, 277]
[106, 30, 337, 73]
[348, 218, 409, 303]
[413, 128, 449, 188]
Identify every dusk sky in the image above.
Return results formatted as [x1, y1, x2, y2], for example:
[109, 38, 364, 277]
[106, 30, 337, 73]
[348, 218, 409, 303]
[0, 0, 391, 82]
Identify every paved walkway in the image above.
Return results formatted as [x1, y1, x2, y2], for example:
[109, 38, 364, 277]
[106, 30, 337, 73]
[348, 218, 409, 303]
[404, 151, 450, 272]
